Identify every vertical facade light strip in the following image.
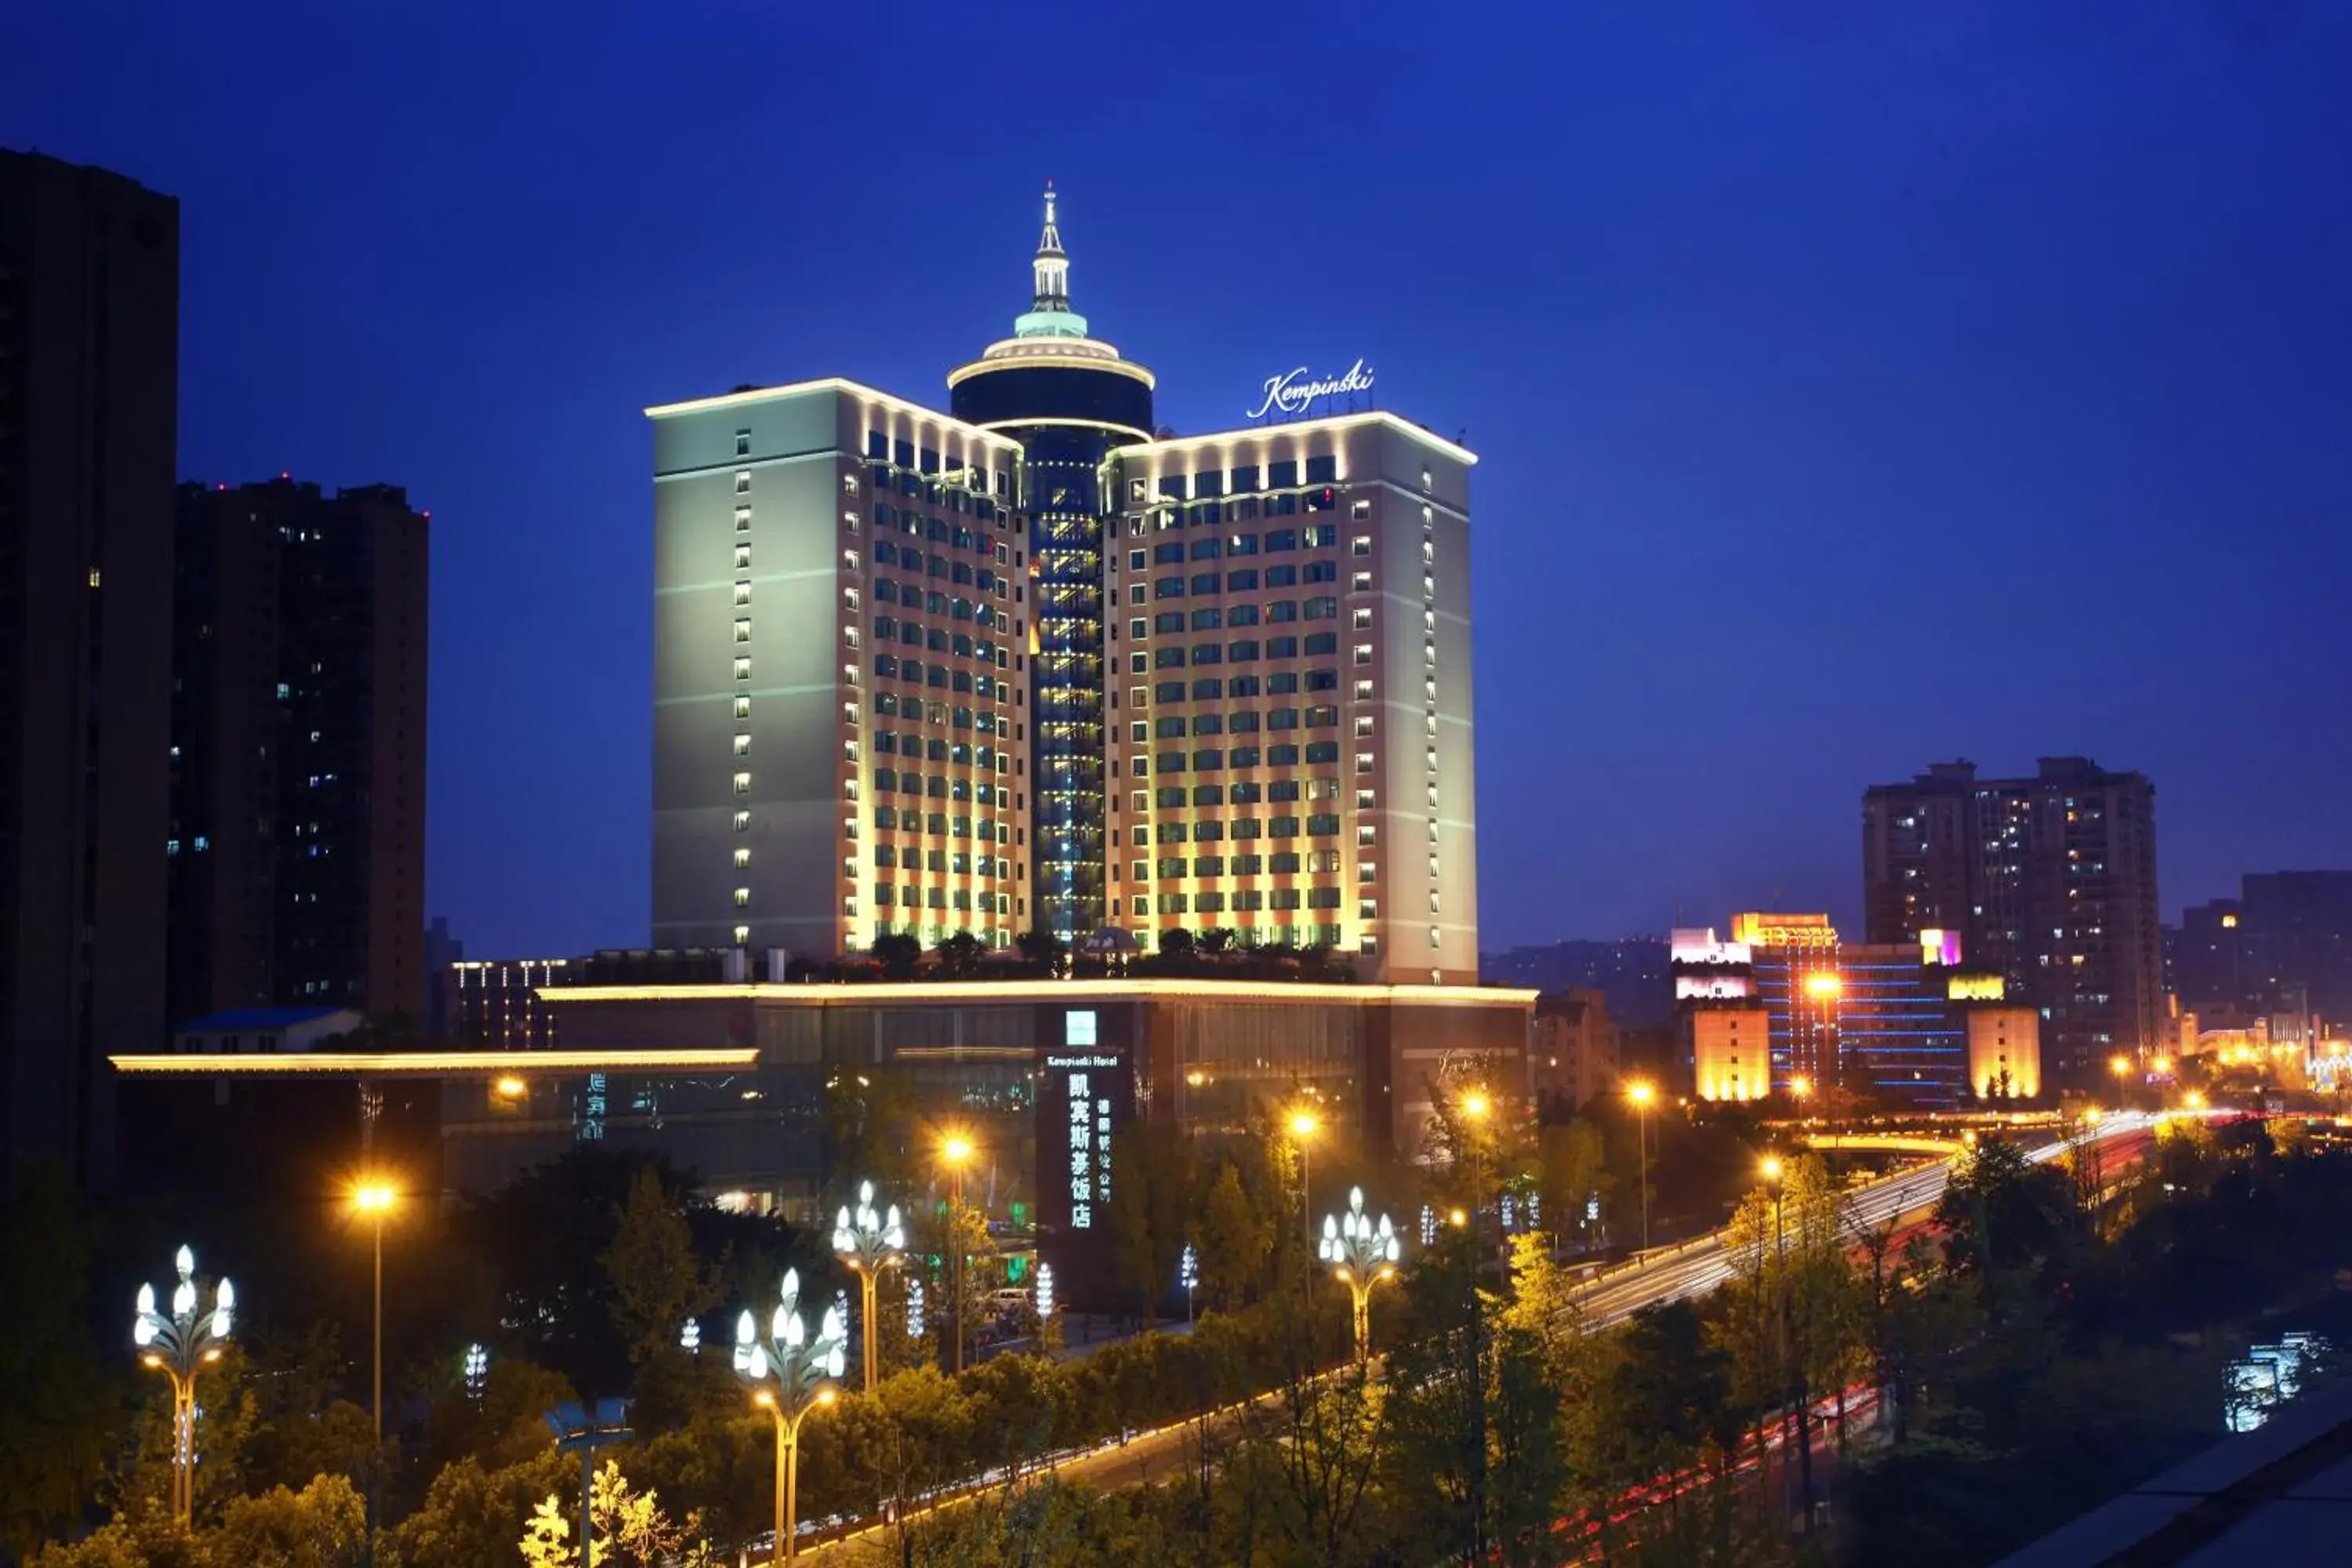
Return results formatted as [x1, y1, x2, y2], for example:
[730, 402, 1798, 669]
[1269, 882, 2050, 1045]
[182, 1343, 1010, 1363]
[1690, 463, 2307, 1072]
[948, 184, 1156, 942]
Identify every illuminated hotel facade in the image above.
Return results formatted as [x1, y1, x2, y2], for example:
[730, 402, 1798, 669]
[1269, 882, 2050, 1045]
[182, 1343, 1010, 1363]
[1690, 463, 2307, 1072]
[648, 190, 1481, 984]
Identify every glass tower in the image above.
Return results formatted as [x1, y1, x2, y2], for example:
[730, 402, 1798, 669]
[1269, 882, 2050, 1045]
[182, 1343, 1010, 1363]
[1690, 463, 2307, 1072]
[949, 187, 1154, 941]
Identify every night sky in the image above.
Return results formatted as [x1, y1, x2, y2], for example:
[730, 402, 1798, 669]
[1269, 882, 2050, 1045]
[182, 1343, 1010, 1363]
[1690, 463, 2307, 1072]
[8, 2, 2349, 959]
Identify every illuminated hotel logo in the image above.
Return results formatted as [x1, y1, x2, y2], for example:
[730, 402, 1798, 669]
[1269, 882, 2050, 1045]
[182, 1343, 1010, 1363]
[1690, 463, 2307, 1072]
[1247, 358, 1376, 420]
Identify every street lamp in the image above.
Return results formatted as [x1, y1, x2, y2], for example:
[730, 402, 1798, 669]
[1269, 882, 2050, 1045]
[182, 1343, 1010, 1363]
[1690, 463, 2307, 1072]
[831, 1179, 906, 1392]
[1458, 1087, 1492, 1243]
[463, 1343, 488, 1406]
[350, 1178, 398, 1449]
[132, 1246, 234, 1530]
[1790, 1074, 1813, 1102]
[733, 1269, 846, 1565]
[1287, 1107, 1321, 1261]
[1627, 1080, 1656, 1254]
[1178, 1242, 1198, 1326]
[938, 1133, 978, 1374]
[1318, 1187, 1402, 1362]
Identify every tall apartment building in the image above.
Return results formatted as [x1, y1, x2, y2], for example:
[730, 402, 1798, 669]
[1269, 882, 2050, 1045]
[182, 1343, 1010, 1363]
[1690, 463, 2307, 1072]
[648, 189, 1482, 984]
[168, 478, 430, 1024]
[1862, 757, 2161, 1088]
[0, 151, 180, 1182]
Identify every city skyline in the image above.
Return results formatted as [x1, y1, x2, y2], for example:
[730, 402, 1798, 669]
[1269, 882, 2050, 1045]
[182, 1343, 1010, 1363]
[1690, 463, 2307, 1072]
[8, 5, 2350, 960]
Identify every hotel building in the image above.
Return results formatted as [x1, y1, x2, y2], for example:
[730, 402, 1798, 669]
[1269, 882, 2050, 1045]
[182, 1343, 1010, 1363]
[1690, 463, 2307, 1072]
[648, 188, 1480, 985]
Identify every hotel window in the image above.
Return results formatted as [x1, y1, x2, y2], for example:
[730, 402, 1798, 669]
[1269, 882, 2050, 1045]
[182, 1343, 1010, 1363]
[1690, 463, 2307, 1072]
[732, 772, 751, 794]
[1351, 499, 1370, 521]
[733, 811, 751, 831]
[1429, 927, 1443, 948]
[1352, 572, 1372, 592]
[735, 507, 752, 532]
[735, 471, 752, 494]
[734, 924, 750, 944]
[1352, 535, 1371, 557]
[1352, 607, 1373, 629]
[735, 619, 752, 643]
[735, 430, 752, 456]
[735, 544, 753, 570]
[1359, 899, 1378, 920]
[1132, 790, 1151, 811]
[735, 583, 753, 606]
[1353, 643, 1374, 666]
[734, 657, 752, 680]
[1419, 467, 1432, 492]
[1357, 824, 1377, 845]
[733, 734, 752, 756]
[734, 848, 751, 869]
[735, 696, 751, 720]
[1429, 891, 1442, 913]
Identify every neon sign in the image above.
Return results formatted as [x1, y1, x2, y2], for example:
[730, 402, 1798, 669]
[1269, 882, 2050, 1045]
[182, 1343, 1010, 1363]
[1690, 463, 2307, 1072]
[1247, 358, 1376, 420]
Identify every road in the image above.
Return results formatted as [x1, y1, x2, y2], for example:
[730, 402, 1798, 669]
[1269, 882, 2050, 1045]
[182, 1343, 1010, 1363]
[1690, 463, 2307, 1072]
[1570, 1111, 2159, 1328]
[790, 1113, 2161, 1559]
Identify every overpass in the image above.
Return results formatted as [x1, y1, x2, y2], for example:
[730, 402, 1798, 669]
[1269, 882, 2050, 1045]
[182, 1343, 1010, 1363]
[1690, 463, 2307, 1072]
[1804, 1132, 1969, 1156]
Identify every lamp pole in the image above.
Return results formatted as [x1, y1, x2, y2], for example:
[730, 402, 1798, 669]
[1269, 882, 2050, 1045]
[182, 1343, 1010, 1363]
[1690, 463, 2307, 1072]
[832, 1180, 906, 1393]
[1317, 1187, 1403, 1362]
[940, 1134, 976, 1374]
[733, 1268, 846, 1564]
[1288, 1108, 1320, 1265]
[1627, 1081, 1655, 1254]
[132, 1247, 234, 1530]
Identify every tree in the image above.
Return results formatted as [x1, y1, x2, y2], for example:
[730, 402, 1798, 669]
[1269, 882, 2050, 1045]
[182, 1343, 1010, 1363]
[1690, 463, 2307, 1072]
[518, 1460, 719, 1568]
[0, 1165, 116, 1557]
[1158, 927, 1196, 962]
[1196, 1163, 1267, 1312]
[934, 932, 983, 978]
[1016, 927, 1068, 978]
[603, 1166, 717, 1367]
[1537, 1119, 1610, 1251]
[209, 1475, 369, 1568]
[1108, 1120, 1192, 1323]
[873, 932, 922, 980]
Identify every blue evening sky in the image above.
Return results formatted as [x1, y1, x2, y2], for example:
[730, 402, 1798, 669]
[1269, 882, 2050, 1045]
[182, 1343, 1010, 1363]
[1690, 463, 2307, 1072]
[7, 1, 2348, 955]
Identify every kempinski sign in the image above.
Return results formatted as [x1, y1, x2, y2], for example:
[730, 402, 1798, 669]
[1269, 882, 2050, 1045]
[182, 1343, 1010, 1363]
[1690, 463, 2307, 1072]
[1247, 358, 1376, 420]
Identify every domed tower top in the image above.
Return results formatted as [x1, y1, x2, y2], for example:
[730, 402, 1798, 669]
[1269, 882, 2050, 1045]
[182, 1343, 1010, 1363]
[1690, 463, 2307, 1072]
[1017, 180, 1085, 339]
[949, 182, 1154, 440]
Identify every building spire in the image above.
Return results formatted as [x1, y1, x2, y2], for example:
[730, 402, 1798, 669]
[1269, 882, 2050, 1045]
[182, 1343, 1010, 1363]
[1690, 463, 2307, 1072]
[1015, 180, 1087, 339]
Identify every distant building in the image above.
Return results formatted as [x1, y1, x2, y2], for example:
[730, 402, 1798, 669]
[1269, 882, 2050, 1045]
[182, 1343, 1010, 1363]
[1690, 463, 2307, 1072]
[1862, 757, 2161, 1089]
[1838, 939, 1968, 1109]
[1730, 913, 1842, 1095]
[2179, 873, 2352, 1022]
[172, 1006, 364, 1054]
[1964, 1004, 2042, 1102]
[168, 478, 430, 1025]
[1483, 938, 1671, 1025]
[450, 957, 572, 1051]
[423, 916, 466, 1040]
[1529, 989, 1621, 1112]
[0, 151, 180, 1184]
[1688, 1004, 1773, 1103]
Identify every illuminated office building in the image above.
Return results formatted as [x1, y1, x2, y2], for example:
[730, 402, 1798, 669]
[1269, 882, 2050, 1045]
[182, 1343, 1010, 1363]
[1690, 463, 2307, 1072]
[648, 188, 1482, 983]
[1730, 913, 1841, 1094]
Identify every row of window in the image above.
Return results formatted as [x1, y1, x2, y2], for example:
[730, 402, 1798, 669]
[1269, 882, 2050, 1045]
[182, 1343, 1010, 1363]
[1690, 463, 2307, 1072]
[869, 565, 1008, 598]
[1145, 851, 1339, 877]
[1143, 638, 1343, 670]
[1131, 528, 1344, 566]
[1139, 455, 1339, 499]
[1134, 780, 1348, 809]
[1134, 600, 1339, 633]
[871, 655, 1010, 688]
[870, 807, 990, 837]
[874, 885, 1011, 911]
[1142, 706, 1341, 737]
[862, 432, 1013, 495]
[871, 846, 1007, 872]
[1148, 577, 1339, 604]
[1144, 744, 1341, 772]
[1151, 889, 1343, 913]
[1137, 671, 1338, 705]
[869, 504, 1007, 548]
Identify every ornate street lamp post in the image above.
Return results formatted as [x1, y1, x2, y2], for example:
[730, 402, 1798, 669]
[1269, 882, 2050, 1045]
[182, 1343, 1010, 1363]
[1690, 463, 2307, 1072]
[1317, 1187, 1401, 1362]
[132, 1246, 234, 1530]
[831, 1180, 906, 1393]
[733, 1269, 847, 1564]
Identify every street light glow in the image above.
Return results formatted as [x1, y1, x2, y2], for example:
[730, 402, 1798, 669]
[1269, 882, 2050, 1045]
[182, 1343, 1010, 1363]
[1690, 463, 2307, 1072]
[351, 1179, 397, 1216]
[1287, 1108, 1320, 1140]
[1760, 1155, 1785, 1182]
[1461, 1090, 1490, 1121]
[1804, 972, 1843, 1000]
[939, 1133, 975, 1167]
[1626, 1080, 1655, 1107]
[1790, 1075, 1813, 1098]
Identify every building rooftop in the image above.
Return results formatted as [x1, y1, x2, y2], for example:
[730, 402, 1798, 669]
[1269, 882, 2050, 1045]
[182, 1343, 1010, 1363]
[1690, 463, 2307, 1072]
[175, 1006, 357, 1033]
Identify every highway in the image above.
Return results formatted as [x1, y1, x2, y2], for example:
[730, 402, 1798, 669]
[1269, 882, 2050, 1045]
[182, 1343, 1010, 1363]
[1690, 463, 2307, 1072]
[792, 1112, 2161, 1559]
[1570, 1110, 2158, 1328]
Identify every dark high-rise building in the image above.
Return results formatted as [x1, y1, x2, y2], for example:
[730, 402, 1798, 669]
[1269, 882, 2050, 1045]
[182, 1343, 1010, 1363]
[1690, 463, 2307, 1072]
[2180, 873, 2352, 1021]
[948, 183, 1154, 942]
[1862, 757, 2161, 1088]
[1484, 938, 1673, 1024]
[169, 478, 430, 1026]
[0, 151, 180, 1183]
